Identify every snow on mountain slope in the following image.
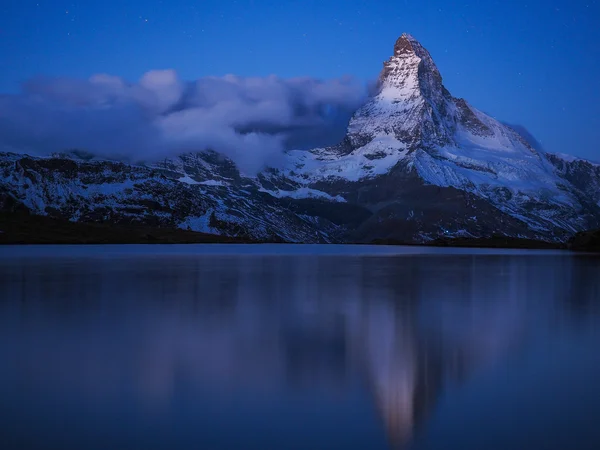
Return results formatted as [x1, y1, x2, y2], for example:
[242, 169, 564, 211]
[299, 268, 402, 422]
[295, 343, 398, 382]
[285, 136, 409, 183]
[0, 151, 346, 242]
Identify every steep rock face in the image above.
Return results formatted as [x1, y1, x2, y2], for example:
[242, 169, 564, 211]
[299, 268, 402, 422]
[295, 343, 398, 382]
[546, 153, 600, 206]
[347, 34, 454, 152]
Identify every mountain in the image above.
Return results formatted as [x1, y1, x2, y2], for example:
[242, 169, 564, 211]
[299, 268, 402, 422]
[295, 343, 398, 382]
[0, 151, 372, 243]
[273, 34, 600, 242]
[1, 34, 599, 244]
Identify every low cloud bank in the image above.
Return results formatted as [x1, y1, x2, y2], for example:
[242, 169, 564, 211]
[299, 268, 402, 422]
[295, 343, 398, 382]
[0, 70, 367, 172]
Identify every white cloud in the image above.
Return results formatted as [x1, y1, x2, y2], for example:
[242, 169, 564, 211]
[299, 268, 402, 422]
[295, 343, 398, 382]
[0, 70, 367, 173]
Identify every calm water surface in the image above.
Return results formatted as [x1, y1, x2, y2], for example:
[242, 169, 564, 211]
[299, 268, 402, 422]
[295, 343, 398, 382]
[1, 245, 600, 450]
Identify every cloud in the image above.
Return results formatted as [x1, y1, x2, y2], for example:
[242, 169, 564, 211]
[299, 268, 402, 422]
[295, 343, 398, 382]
[501, 122, 545, 152]
[0, 71, 366, 173]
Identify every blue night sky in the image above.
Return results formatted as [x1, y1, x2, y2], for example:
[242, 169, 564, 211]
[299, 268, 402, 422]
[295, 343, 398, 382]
[1, 0, 599, 159]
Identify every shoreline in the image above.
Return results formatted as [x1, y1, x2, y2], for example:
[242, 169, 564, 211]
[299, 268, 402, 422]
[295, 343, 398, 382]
[1, 212, 597, 252]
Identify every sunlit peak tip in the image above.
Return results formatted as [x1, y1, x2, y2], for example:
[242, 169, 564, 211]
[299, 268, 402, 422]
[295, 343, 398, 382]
[400, 32, 417, 41]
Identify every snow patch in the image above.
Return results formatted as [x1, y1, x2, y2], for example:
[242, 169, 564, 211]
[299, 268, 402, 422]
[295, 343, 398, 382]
[259, 187, 346, 202]
[178, 175, 226, 186]
[199, 179, 226, 186]
[178, 210, 215, 234]
[178, 175, 201, 185]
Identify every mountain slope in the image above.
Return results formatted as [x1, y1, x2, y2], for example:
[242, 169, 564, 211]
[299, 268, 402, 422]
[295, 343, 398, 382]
[0, 151, 371, 243]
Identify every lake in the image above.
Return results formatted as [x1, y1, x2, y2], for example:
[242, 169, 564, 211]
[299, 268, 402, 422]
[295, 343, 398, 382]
[1, 245, 600, 450]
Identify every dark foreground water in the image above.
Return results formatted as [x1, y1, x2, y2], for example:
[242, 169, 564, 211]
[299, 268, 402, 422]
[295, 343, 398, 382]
[1, 245, 600, 450]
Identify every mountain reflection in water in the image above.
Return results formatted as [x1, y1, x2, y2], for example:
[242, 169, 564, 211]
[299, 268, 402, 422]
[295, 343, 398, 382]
[1, 249, 599, 450]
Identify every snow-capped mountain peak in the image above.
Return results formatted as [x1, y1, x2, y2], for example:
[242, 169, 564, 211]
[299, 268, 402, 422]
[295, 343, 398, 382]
[279, 33, 600, 240]
[383, 33, 443, 92]
[2, 33, 599, 244]
[346, 33, 454, 152]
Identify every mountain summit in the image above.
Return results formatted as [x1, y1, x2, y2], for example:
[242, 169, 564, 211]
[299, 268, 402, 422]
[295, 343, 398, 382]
[347, 32, 452, 151]
[384, 33, 444, 91]
[2, 34, 600, 244]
